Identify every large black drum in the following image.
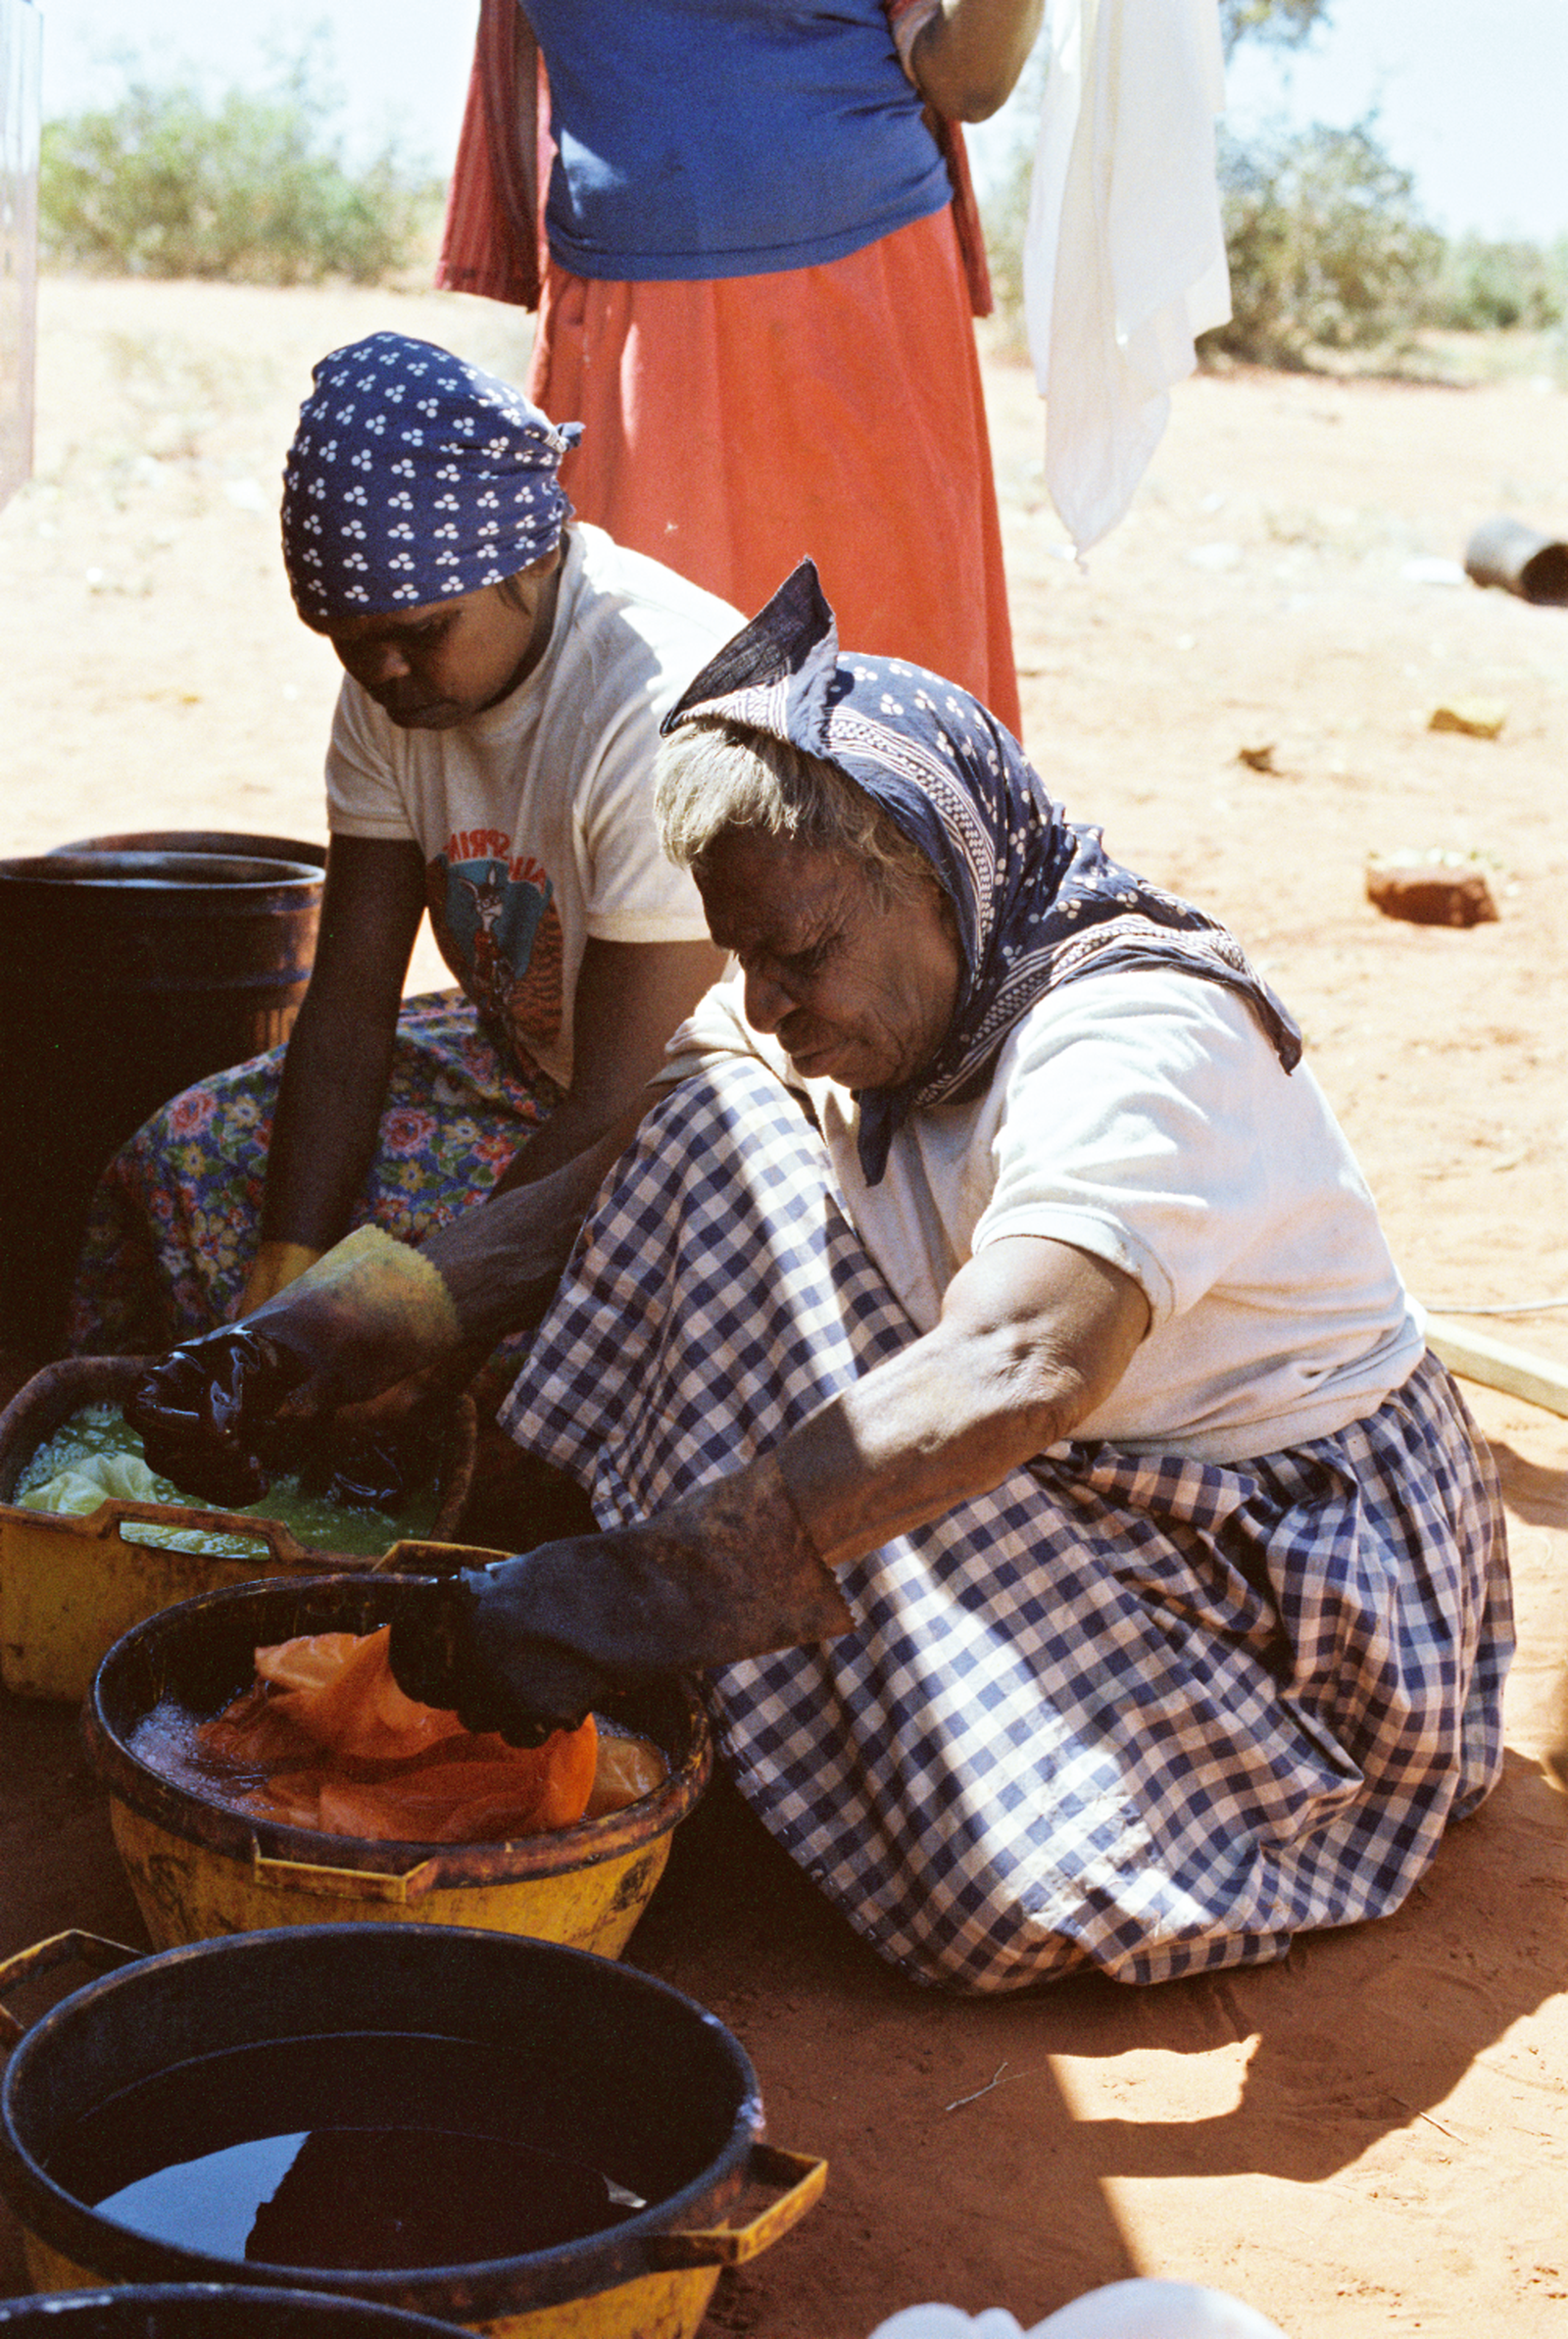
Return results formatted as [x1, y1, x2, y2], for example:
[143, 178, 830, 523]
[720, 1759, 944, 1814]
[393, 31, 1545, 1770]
[0, 831, 325, 1358]
[0, 2286, 470, 2339]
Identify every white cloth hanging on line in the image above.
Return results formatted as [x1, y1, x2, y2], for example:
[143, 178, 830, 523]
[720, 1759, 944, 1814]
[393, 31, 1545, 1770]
[1023, 0, 1232, 557]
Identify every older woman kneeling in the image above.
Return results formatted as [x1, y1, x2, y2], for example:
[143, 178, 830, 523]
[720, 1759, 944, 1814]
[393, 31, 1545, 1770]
[132, 565, 1512, 1993]
[400, 564, 1511, 1991]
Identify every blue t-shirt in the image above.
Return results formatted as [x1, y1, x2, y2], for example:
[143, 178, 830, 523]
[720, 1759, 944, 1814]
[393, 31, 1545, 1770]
[524, 0, 953, 281]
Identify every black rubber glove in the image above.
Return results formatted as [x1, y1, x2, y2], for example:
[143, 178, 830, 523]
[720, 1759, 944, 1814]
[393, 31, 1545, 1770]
[386, 1522, 785, 1746]
[387, 1556, 620, 1747]
[289, 1410, 446, 1515]
[126, 1226, 464, 1509]
[388, 1478, 855, 1749]
[126, 1326, 310, 1508]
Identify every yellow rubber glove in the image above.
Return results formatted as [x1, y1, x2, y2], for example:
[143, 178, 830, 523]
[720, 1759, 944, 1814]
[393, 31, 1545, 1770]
[238, 1238, 325, 1316]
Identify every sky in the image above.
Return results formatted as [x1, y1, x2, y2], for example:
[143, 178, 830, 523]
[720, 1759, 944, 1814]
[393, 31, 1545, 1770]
[1217, 0, 1568, 245]
[32, 0, 1568, 248]
[36, 1, 482, 174]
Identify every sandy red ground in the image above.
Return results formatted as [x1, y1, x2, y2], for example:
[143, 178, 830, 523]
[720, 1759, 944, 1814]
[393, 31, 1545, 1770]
[2, 276, 1566, 2336]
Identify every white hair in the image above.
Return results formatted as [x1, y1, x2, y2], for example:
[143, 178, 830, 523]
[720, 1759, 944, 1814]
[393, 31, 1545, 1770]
[654, 719, 936, 908]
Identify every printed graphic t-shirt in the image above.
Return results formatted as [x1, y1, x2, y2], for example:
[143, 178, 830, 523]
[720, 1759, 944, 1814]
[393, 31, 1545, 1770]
[324, 523, 739, 1090]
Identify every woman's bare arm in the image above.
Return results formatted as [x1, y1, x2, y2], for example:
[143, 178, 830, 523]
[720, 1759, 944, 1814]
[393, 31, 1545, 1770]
[416, 1094, 655, 1348]
[522, 1233, 1149, 1664]
[378, 1233, 1152, 1733]
[488, 935, 725, 1196]
[767, 1234, 1149, 1567]
[243, 834, 427, 1307]
[412, 934, 723, 1344]
[906, 0, 1045, 122]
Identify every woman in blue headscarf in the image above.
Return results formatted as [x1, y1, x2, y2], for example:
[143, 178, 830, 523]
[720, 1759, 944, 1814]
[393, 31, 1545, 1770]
[133, 563, 1512, 1993]
[70, 331, 732, 1359]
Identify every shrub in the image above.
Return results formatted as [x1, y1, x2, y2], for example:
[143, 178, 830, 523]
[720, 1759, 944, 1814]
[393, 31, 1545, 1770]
[1219, 0, 1328, 55]
[1424, 234, 1568, 333]
[977, 41, 1047, 332]
[1202, 118, 1444, 366]
[39, 47, 440, 284]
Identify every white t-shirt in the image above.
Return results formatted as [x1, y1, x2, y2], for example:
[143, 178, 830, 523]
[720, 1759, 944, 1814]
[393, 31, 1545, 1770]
[664, 966, 1425, 1463]
[325, 523, 738, 1091]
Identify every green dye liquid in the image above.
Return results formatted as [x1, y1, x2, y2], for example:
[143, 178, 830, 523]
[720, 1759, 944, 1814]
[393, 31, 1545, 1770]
[13, 1404, 439, 1559]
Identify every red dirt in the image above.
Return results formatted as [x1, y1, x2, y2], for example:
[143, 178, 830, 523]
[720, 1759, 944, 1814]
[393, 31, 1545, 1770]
[2, 277, 1565, 2337]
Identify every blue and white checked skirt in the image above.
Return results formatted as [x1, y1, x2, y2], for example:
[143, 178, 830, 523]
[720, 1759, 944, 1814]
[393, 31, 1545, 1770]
[502, 1059, 1514, 1993]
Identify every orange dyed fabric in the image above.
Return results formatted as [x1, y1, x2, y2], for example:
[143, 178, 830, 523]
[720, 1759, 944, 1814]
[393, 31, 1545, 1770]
[198, 1627, 599, 1845]
[528, 205, 1021, 735]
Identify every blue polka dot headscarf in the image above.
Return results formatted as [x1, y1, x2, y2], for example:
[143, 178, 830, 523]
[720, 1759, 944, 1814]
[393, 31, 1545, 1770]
[280, 332, 583, 624]
[663, 561, 1302, 1184]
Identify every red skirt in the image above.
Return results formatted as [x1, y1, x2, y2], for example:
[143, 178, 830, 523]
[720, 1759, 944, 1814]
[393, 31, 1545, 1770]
[527, 205, 1021, 735]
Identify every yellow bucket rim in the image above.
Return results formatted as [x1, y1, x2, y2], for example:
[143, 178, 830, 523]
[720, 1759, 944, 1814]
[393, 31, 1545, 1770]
[0, 1355, 477, 1556]
[82, 1572, 713, 1895]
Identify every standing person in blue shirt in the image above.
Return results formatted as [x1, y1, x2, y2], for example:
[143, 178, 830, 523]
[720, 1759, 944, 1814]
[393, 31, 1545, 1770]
[439, 0, 1041, 735]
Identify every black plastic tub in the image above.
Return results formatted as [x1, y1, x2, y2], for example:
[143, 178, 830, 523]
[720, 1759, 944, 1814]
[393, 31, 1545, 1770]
[0, 2286, 467, 2339]
[0, 1925, 820, 2336]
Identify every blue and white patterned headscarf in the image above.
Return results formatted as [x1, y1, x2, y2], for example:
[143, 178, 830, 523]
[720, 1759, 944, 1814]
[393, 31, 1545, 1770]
[662, 562, 1302, 1184]
[280, 332, 582, 624]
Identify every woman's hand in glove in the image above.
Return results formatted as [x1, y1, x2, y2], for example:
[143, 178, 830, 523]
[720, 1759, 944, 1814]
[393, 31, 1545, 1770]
[126, 1226, 464, 1509]
[125, 1325, 310, 1508]
[387, 1458, 855, 1748]
[387, 1563, 615, 1747]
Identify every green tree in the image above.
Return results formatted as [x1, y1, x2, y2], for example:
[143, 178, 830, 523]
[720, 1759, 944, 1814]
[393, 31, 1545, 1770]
[39, 44, 439, 284]
[1206, 118, 1443, 365]
[1219, 0, 1330, 56]
[1425, 234, 1568, 333]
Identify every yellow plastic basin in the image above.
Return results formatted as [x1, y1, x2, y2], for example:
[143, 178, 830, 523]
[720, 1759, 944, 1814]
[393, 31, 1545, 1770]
[0, 1357, 474, 1702]
[83, 1571, 712, 1958]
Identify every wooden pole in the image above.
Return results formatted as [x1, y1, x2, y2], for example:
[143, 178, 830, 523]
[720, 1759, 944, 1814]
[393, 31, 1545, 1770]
[1424, 1316, 1568, 1420]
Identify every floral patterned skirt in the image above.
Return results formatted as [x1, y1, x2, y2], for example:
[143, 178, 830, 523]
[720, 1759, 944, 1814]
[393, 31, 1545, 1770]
[68, 993, 561, 1356]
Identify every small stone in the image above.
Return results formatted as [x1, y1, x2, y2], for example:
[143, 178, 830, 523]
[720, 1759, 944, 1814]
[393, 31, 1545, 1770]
[1186, 540, 1244, 572]
[1237, 743, 1278, 772]
[1401, 556, 1467, 587]
[1366, 861, 1499, 927]
[1429, 698, 1507, 738]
